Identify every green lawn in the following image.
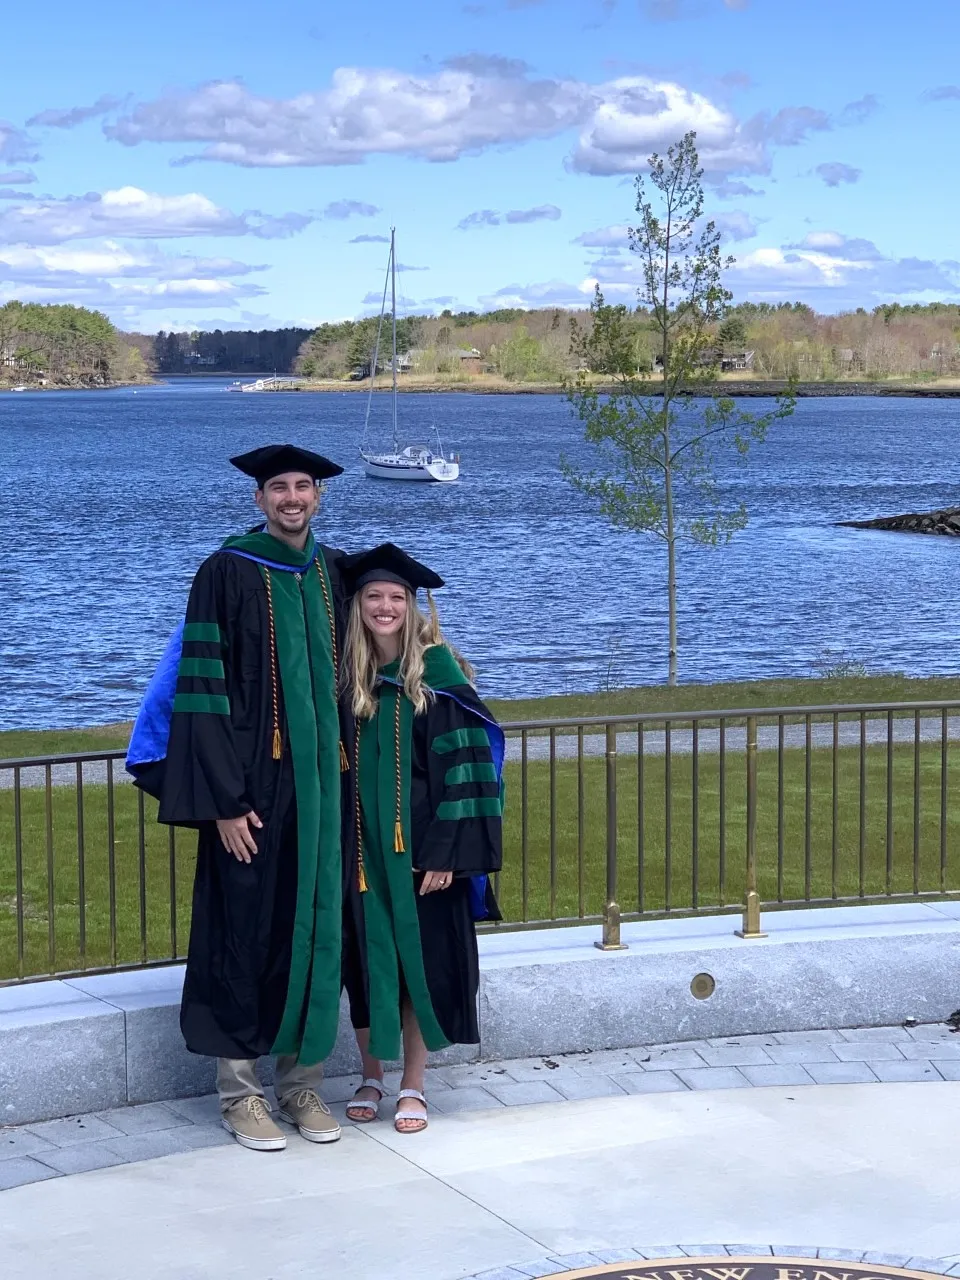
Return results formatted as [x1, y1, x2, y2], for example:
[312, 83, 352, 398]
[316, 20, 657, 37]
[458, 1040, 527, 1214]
[2, 740, 957, 981]
[490, 673, 960, 725]
[4, 673, 960, 760]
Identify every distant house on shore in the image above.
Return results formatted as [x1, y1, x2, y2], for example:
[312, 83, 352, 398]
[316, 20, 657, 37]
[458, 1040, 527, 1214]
[654, 348, 755, 373]
[405, 346, 485, 374]
[450, 346, 484, 373]
[720, 349, 754, 372]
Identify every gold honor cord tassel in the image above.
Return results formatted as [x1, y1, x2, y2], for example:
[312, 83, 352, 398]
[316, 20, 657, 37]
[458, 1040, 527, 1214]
[340, 741, 349, 772]
[354, 730, 367, 893]
[264, 568, 282, 761]
[393, 692, 405, 853]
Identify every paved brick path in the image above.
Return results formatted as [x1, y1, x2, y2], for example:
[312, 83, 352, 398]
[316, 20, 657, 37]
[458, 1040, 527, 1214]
[2, 1022, 959, 1192]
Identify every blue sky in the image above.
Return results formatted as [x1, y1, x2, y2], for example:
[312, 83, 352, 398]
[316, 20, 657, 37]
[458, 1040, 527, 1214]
[2, 0, 959, 331]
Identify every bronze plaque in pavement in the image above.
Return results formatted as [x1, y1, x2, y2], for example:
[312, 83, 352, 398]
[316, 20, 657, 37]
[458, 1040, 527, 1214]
[547, 1259, 948, 1280]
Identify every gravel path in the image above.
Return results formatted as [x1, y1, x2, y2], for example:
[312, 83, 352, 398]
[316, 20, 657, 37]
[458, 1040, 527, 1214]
[4, 715, 960, 789]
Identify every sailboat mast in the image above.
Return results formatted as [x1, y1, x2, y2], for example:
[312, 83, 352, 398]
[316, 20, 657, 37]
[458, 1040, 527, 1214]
[390, 226, 398, 453]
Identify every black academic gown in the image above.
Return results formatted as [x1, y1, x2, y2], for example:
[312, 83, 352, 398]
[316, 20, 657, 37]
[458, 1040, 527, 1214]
[144, 538, 349, 1063]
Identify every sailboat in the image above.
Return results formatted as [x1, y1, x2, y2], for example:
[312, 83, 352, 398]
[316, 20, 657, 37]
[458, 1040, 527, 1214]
[359, 229, 461, 483]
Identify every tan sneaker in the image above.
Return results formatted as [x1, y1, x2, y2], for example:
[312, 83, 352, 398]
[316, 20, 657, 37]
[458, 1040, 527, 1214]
[278, 1089, 342, 1144]
[221, 1095, 287, 1151]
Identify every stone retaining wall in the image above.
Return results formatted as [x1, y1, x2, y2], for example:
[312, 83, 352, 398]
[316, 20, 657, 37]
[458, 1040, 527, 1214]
[2, 901, 959, 1126]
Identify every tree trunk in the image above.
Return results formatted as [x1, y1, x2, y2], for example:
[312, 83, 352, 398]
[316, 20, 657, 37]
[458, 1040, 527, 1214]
[665, 471, 678, 687]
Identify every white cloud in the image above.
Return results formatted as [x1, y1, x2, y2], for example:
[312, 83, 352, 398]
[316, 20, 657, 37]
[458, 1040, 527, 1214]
[838, 94, 879, 125]
[0, 169, 36, 185]
[505, 204, 561, 222]
[573, 222, 960, 311]
[0, 186, 313, 243]
[783, 231, 882, 261]
[350, 233, 390, 243]
[458, 209, 501, 230]
[27, 96, 126, 129]
[713, 179, 762, 198]
[321, 199, 380, 219]
[0, 237, 271, 327]
[106, 71, 588, 166]
[458, 204, 561, 228]
[570, 78, 764, 177]
[478, 278, 595, 308]
[574, 224, 631, 247]
[0, 277, 267, 312]
[713, 210, 759, 241]
[926, 85, 960, 101]
[0, 242, 266, 284]
[0, 123, 39, 165]
[642, 0, 749, 16]
[815, 161, 862, 187]
[103, 67, 842, 183]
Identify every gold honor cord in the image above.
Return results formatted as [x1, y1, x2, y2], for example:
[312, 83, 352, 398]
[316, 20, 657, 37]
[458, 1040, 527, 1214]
[354, 728, 367, 893]
[263, 568, 283, 761]
[393, 691, 405, 854]
[314, 559, 350, 773]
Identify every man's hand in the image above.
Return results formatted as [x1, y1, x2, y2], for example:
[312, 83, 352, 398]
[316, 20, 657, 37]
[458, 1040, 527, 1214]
[216, 812, 263, 863]
[419, 870, 453, 895]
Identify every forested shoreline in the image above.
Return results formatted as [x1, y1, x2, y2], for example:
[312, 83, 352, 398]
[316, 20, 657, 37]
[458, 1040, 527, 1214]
[7, 299, 960, 390]
[0, 302, 149, 388]
[154, 300, 960, 385]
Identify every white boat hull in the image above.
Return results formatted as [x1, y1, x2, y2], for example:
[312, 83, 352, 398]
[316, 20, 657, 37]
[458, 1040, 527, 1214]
[361, 452, 460, 482]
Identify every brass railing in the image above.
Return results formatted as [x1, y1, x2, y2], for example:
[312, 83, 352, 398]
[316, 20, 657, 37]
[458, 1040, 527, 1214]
[3, 699, 960, 984]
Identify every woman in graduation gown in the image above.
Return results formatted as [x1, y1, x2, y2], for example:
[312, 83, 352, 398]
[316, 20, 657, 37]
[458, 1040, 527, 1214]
[338, 544, 503, 1134]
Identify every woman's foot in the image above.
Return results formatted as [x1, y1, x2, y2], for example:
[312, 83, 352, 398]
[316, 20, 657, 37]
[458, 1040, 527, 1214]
[394, 1089, 428, 1135]
[346, 1078, 385, 1124]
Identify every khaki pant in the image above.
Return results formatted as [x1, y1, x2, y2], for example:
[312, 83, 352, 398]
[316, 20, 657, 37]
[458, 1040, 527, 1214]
[217, 1056, 325, 1113]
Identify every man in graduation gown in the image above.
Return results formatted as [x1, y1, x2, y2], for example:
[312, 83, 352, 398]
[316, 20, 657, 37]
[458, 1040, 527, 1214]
[128, 444, 349, 1153]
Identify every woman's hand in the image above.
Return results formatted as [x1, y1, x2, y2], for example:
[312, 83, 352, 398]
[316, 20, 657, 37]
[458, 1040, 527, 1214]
[419, 870, 453, 895]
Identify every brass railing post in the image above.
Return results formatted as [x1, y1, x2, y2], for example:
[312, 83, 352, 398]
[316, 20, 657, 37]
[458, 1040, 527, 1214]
[736, 714, 767, 939]
[596, 722, 627, 950]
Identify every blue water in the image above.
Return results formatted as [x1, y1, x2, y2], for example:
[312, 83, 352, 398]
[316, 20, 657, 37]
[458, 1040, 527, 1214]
[1, 377, 959, 729]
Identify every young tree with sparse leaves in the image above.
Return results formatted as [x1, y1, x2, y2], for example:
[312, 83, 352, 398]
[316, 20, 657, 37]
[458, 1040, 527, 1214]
[563, 131, 795, 686]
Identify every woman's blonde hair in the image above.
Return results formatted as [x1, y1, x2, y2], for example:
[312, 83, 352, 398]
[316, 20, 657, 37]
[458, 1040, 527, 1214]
[344, 586, 475, 718]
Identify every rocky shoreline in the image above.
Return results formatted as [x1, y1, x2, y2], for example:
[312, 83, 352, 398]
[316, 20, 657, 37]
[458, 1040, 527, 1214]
[839, 507, 960, 536]
[301, 378, 960, 397]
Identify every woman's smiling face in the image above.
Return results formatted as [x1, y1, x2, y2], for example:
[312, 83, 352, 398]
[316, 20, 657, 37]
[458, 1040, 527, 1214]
[360, 581, 408, 640]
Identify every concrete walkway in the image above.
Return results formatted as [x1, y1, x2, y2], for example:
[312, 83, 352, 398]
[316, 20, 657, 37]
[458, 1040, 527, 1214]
[5, 715, 960, 788]
[4, 1023, 960, 1188]
[1, 1077, 960, 1280]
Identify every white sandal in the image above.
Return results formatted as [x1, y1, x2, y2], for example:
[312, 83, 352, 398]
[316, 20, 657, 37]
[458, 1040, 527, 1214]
[394, 1089, 428, 1134]
[346, 1078, 385, 1123]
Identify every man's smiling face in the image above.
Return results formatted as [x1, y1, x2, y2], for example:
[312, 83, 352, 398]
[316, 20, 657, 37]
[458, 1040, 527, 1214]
[255, 471, 320, 538]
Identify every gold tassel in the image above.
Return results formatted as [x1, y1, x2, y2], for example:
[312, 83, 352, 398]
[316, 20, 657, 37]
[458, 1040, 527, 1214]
[394, 821, 406, 854]
[339, 741, 349, 772]
[358, 861, 368, 893]
[272, 727, 282, 761]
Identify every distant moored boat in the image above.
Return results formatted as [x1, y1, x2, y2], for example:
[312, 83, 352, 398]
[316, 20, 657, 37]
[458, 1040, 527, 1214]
[359, 228, 461, 484]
